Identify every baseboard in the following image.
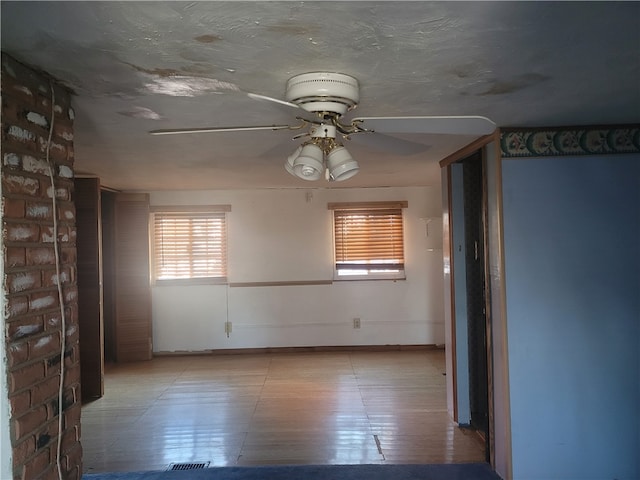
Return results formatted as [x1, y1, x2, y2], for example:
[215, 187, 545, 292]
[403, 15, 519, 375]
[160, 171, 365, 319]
[153, 344, 443, 357]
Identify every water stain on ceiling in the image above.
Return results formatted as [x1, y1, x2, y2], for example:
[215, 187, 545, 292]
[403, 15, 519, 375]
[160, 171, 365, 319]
[480, 73, 552, 96]
[0, 1, 637, 191]
[194, 34, 223, 43]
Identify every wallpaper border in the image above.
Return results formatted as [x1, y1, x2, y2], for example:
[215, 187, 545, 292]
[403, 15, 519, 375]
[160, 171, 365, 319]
[500, 126, 640, 158]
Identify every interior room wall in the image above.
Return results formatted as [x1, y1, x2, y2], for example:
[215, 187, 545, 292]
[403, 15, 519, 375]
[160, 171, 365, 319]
[501, 153, 640, 480]
[149, 186, 444, 352]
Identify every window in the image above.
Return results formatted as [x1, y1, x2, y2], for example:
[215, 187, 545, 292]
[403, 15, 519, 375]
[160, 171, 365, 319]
[151, 206, 230, 284]
[329, 201, 407, 280]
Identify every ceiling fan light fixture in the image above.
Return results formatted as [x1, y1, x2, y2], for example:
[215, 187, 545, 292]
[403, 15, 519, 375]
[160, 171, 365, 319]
[285, 72, 359, 115]
[285, 146, 303, 177]
[292, 143, 324, 181]
[327, 145, 359, 181]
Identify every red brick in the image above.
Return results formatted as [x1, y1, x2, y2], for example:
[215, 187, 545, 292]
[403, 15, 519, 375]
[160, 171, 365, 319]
[6, 271, 41, 293]
[11, 435, 35, 468]
[60, 425, 79, 455]
[5, 125, 37, 152]
[21, 154, 49, 175]
[2, 172, 40, 195]
[4, 223, 40, 242]
[39, 225, 56, 243]
[5, 295, 29, 318]
[44, 183, 69, 201]
[60, 247, 76, 264]
[28, 291, 57, 312]
[29, 375, 60, 407]
[57, 203, 75, 222]
[38, 137, 68, 161]
[2, 96, 25, 125]
[53, 123, 74, 143]
[10, 361, 45, 392]
[42, 267, 71, 288]
[64, 323, 78, 346]
[20, 446, 49, 480]
[37, 464, 59, 480]
[28, 332, 61, 360]
[26, 247, 55, 266]
[67, 305, 78, 324]
[57, 226, 71, 243]
[43, 312, 60, 331]
[3, 197, 25, 217]
[63, 286, 77, 304]
[8, 342, 29, 367]
[14, 406, 47, 439]
[63, 403, 81, 431]
[6, 316, 44, 341]
[10, 390, 30, 417]
[25, 201, 53, 220]
[66, 465, 82, 480]
[67, 226, 77, 244]
[3, 72, 36, 104]
[5, 246, 26, 266]
[36, 418, 59, 447]
[24, 108, 49, 127]
[60, 442, 82, 479]
[62, 364, 80, 388]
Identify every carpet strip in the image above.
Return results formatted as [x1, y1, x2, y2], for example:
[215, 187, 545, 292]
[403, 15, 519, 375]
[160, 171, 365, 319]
[83, 463, 502, 480]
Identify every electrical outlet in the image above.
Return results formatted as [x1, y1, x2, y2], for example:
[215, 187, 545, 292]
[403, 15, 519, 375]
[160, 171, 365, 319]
[353, 317, 361, 329]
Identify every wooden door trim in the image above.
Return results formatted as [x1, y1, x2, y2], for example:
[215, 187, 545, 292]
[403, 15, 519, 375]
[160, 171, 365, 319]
[440, 132, 512, 477]
[113, 193, 152, 362]
[75, 177, 105, 399]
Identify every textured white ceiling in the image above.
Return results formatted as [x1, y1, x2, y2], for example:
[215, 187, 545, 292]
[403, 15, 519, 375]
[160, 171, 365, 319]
[2, 1, 639, 190]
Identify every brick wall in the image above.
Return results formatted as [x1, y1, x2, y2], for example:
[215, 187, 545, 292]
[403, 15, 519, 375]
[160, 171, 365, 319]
[2, 53, 82, 480]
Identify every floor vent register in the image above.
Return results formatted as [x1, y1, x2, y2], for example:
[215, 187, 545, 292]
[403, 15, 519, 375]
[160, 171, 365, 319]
[167, 461, 211, 471]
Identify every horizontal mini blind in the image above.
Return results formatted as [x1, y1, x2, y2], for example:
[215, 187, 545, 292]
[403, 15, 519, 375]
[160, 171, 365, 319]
[153, 212, 227, 281]
[333, 207, 405, 271]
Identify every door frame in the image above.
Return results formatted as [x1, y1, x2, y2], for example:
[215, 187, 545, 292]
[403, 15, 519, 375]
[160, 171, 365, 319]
[439, 131, 512, 478]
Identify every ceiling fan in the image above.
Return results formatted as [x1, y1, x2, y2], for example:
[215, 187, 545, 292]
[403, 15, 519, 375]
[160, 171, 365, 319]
[150, 72, 496, 182]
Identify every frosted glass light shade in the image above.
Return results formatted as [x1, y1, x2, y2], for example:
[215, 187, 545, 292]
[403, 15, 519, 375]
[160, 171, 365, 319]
[293, 143, 324, 181]
[285, 146, 302, 176]
[327, 146, 359, 181]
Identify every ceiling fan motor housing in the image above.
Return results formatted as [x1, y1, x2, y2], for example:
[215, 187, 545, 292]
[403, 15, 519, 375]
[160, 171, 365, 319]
[285, 72, 359, 115]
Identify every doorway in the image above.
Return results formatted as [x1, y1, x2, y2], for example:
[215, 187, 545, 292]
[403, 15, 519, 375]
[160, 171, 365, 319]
[462, 153, 490, 439]
[446, 149, 492, 460]
[101, 190, 117, 363]
[76, 183, 153, 402]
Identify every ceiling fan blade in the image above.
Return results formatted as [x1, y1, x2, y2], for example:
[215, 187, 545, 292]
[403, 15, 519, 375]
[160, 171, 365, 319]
[346, 131, 430, 156]
[247, 93, 300, 110]
[352, 116, 497, 136]
[247, 93, 319, 123]
[150, 125, 293, 135]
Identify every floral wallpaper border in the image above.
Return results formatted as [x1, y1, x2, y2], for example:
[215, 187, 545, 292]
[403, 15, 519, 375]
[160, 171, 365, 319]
[500, 126, 640, 158]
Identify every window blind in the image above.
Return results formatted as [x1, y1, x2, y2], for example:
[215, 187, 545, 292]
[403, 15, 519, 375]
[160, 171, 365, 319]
[333, 207, 405, 272]
[152, 212, 227, 281]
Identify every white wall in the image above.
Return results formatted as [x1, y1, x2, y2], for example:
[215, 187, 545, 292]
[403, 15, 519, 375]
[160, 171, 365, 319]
[149, 186, 444, 352]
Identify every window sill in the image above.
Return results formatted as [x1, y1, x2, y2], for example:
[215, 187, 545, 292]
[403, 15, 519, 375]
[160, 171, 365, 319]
[153, 277, 228, 287]
[333, 275, 406, 282]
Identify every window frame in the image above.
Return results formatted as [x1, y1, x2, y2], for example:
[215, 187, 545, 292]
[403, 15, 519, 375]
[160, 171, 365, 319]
[329, 201, 408, 281]
[150, 205, 230, 286]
